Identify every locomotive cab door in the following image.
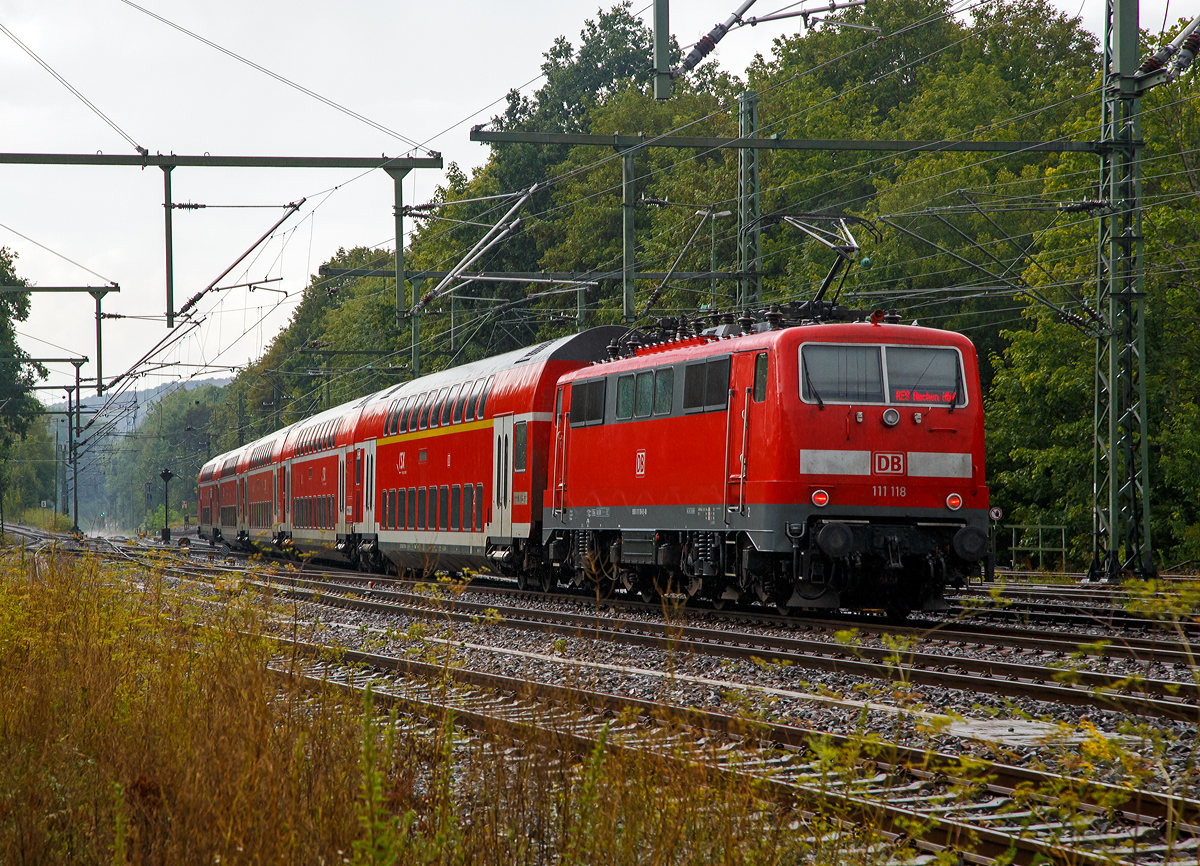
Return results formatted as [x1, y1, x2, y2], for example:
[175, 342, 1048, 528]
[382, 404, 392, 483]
[551, 385, 567, 516]
[725, 352, 759, 517]
[279, 460, 289, 529]
[337, 448, 346, 535]
[361, 439, 377, 534]
[490, 414, 515, 540]
[352, 447, 364, 526]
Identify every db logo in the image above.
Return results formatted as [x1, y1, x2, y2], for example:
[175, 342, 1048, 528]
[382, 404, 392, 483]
[873, 452, 905, 475]
[635, 450, 646, 477]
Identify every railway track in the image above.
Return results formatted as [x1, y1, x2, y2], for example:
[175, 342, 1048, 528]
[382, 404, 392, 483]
[282, 638, 1200, 865]
[79, 538, 1200, 676]
[14, 531, 1200, 862]
[246, 572, 1200, 722]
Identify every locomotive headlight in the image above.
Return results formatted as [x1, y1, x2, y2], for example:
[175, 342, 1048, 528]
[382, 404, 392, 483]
[946, 493, 963, 511]
[881, 407, 900, 427]
[811, 489, 830, 507]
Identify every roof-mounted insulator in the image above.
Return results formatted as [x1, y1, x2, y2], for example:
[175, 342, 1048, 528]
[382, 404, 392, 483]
[766, 304, 784, 330]
[738, 312, 756, 334]
[676, 313, 691, 339]
[606, 340, 621, 361]
[884, 308, 902, 324]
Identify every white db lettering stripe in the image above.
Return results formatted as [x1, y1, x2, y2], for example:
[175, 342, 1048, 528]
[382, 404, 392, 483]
[800, 449, 871, 475]
[907, 452, 972, 478]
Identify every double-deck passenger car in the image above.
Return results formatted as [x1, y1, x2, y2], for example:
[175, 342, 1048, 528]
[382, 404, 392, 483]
[200, 316, 990, 616]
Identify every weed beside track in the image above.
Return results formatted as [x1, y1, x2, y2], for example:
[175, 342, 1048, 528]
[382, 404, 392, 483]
[0, 548, 893, 865]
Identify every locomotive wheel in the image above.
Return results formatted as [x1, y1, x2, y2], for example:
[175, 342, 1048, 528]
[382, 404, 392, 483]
[541, 570, 558, 593]
[516, 571, 531, 591]
[711, 597, 730, 611]
[776, 602, 791, 616]
[884, 605, 909, 623]
[638, 582, 659, 604]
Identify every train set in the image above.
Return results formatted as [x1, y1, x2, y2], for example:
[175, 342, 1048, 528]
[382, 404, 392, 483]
[199, 309, 992, 617]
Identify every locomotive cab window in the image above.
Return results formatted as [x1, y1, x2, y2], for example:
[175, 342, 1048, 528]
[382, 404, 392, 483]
[885, 346, 965, 406]
[753, 353, 768, 403]
[801, 345, 883, 404]
[799, 344, 965, 406]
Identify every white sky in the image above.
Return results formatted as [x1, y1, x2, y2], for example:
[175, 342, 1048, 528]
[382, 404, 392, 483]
[0, 0, 1174, 401]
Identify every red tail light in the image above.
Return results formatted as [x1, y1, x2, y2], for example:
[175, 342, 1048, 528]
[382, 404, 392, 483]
[946, 493, 963, 511]
[812, 489, 830, 507]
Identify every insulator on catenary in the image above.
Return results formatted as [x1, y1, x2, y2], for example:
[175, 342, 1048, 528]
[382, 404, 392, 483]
[1172, 32, 1200, 76]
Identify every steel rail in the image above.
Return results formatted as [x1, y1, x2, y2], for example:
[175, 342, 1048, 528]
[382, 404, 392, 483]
[278, 638, 1200, 865]
[258, 575, 1200, 721]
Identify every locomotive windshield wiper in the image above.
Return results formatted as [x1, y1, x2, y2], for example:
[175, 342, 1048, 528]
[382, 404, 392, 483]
[803, 363, 825, 409]
[948, 362, 961, 413]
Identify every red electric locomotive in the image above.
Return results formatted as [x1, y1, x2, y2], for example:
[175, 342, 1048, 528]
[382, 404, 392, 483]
[199, 312, 990, 616]
[543, 313, 990, 616]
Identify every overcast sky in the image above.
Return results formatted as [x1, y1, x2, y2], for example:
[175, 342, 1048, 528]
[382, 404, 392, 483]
[0, 0, 1173, 401]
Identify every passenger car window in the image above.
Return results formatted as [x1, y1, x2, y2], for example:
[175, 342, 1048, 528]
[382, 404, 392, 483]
[477, 375, 496, 418]
[465, 379, 484, 422]
[513, 421, 527, 472]
[442, 384, 459, 425]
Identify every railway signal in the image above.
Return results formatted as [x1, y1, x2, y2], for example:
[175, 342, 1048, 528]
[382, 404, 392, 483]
[159, 468, 174, 543]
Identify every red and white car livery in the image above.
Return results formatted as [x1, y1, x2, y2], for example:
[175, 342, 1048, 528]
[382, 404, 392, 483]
[199, 318, 989, 616]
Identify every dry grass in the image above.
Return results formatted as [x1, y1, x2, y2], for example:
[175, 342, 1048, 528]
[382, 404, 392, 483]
[0, 548, 902, 865]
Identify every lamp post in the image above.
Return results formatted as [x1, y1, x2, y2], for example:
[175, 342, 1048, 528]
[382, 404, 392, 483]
[159, 468, 174, 544]
[696, 207, 733, 309]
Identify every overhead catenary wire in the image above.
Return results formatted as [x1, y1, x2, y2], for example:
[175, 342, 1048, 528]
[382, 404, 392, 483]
[0, 21, 146, 155]
[44, 0, 1175, 461]
[116, 0, 430, 155]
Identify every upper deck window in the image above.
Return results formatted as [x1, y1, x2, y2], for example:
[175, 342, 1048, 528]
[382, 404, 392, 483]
[799, 344, 965, 407]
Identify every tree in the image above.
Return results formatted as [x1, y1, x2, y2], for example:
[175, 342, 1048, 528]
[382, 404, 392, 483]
[0, 248, 42, 438]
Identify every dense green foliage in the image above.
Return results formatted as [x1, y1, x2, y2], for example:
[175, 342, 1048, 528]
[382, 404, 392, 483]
[0, 248, 56, 522]
[81, 1, 1200, 565]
